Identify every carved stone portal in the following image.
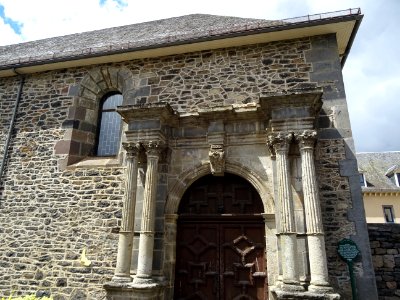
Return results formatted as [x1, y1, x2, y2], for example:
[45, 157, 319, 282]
[209, 144, 225, 176]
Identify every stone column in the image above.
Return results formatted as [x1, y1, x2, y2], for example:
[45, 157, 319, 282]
[133, 141, 164, 285]
[267, 132, 303, 291]
[113, 142, 140, 282]
[295, 130, 332, 292]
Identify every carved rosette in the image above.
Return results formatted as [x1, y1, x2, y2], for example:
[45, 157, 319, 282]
[209, 144, 225, 176]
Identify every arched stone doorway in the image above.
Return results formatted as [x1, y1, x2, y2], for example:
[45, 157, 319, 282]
[174, 173, 268, 300]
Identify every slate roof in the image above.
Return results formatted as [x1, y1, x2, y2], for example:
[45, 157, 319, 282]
[356, 152, 400, 191]
[0, 14, 282, 68]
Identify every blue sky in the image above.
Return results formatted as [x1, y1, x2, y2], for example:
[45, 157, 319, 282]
[0, 0, 399, 153]
[0, 3, 21, 34]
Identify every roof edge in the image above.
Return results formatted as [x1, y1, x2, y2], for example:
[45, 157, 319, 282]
[0, 9, 362, 76]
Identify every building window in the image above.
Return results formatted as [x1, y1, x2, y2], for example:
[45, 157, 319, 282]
[359, 173, 367, 187]
[395, 173, 400, 187]
[96, 93, 123, 156]
[383, 206, 395, 223]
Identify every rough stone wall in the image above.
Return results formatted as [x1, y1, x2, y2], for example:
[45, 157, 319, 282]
[368, 224, 400, 300]
[0, 77, 20, 174]
[0, 38, 314, 299]
[315, 139, 354, 296]
[0, 72, 125, 299]
[122, 39, 314, 112]
[0, 34, 374, 299]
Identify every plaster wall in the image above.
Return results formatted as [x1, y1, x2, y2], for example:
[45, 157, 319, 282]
[364, 194, 400, 223]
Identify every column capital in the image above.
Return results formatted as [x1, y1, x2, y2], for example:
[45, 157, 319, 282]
[294, 130, 317, 150]
[266, 131, 293, 154]
[142, 140, 165, 157]
[122, 142, 141, 158]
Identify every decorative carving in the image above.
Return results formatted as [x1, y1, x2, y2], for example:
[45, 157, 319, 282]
[266, 131, 293, 156]
[143, 140, 164, 157]
[209, 144, 225, 176]
[294, 130, 317, 150]
[122, 142, 140, 159]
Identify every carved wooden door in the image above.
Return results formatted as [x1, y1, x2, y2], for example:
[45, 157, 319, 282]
[174, 174, 267, 300]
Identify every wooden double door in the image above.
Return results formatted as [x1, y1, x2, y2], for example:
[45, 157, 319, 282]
[174, 174, 267, 300]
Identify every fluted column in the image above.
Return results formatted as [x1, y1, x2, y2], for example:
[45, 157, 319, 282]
[267, 132, 303, 291]
[133, 141, 164, 285]
[295, 130, 332, 292]
[113, 142, 140, 281]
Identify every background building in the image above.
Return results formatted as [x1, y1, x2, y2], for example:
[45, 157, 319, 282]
[357, 151, 400, 223]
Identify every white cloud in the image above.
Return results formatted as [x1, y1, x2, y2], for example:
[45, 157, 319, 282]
[0, 17, 22, 45]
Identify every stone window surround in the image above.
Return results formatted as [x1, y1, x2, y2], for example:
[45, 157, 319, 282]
[54, 66, 139, 171]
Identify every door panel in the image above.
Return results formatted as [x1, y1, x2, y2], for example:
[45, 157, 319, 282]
[175, 221, 267, 300]
[220, 224, 267, 300]
[175, 174, 267, 299]
[175, 223, 219, 299]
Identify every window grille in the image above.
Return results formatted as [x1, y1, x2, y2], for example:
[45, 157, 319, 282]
[96, 94, 123, 156]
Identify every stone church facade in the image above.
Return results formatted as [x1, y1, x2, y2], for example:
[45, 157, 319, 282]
[0, 10, 378, 300]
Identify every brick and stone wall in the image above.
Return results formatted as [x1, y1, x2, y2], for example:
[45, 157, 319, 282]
[368, 224, 400, 299]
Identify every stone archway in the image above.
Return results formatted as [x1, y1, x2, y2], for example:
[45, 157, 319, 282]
[174, 173, 268, 299]
[165, 161, 275, 215]
[163, 165, 276, 299]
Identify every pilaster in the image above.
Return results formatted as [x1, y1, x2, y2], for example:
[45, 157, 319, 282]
[133, 140, 164, 285]
[267, 132, 303, 292]
[113, 142, 140, 282]
[295, 130, 334, 293]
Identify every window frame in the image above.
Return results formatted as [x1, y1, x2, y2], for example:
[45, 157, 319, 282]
[395, 173, 400, 187]
[94, 92, 123, 157]
[383, 205, 395, 223]
[359, 173, 367, 187]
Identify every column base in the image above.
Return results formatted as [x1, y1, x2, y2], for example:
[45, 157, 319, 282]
[132, 275, 159, 287]
[104, 279, 165, 300]
[280, 281, 305, 292]
[271, 285, 340, 300]
[308, 283, 334, 293]
[111, 274, 133, 283]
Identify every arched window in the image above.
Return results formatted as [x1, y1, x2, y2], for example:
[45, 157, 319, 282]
[96, 93, 123, 156]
